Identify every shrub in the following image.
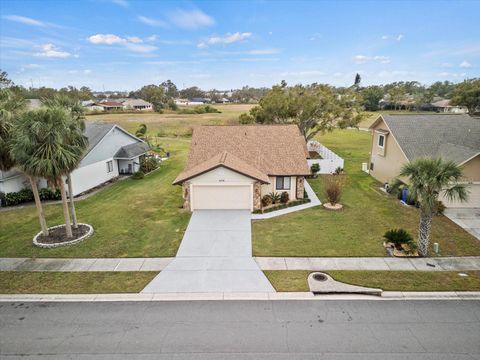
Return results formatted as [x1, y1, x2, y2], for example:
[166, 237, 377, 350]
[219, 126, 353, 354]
[4, 188, 34, 206]
[334, 167, 344, 175]
[261, 195, 272, 207]
[140, 157, 159, 174]
[39, 188, 61, 201]
[324, 175, 345, 205]
[310, 163, 320, 175]
[280, 191, 289, 204]
[239, 113, 255, 124]
[268, 192, 281, 204]
[383, 228, 414, 250]
[131, 171, 145, 180]
[434, 200, 446, 215]
[178, 105, 221, 115]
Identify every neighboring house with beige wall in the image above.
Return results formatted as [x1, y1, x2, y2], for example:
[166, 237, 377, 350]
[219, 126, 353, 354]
[173, 125, 310, 212]
[369, 114, 480, 208]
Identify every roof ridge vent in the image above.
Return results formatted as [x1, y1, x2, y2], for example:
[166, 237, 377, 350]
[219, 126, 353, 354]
[220, 151, 228, 163]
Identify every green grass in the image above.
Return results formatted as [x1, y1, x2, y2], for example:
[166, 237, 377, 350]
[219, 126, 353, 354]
[253, 129, 480, 257]
[0, 138, 191, 258]
[0, 271, 157, 294]
[264, 270, 480, 292]
[86, 103, 254, 136]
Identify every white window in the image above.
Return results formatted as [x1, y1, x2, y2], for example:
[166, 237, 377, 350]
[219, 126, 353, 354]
[106, 160, 113, 173]
[276, 176, 291, 190]
[378, 134, 385, 148]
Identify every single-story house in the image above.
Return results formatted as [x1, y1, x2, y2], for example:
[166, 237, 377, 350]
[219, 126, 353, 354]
[173, 125, 310, 212]
[97, 101, 124, 111]
[122, 99, 153, 111]
[431, 99, 468, 114]
[0, 123, 149, 197]
[369, 114, 480, 207]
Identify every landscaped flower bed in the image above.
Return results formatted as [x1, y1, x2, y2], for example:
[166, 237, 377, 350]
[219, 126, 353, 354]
[253, 198, 311, 214]
[33, 223, 94, 248]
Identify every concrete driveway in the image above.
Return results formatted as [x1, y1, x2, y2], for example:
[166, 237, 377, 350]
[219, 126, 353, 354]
[444, 208, 480, 240]
[142, 210, 275, 293]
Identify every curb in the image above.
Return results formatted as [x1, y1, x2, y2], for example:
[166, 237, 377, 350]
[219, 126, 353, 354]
[1, 291, 479, 302]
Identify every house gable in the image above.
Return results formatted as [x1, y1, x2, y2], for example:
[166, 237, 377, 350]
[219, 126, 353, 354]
[369, 116, 409, 183]
[81, 126, 143, 167]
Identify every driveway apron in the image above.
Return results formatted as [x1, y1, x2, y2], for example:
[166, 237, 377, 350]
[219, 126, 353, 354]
[142, 210, 275, 293]
[445, 208, 480, 240]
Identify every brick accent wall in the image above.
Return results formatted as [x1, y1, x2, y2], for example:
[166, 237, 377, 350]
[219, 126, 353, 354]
[296, 176, 305, 199]
[253, 181, 262, 210]
[182, 182, 191, 210]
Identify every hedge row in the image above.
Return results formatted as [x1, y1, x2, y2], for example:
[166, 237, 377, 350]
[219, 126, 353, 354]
[0, 188, 61, 207]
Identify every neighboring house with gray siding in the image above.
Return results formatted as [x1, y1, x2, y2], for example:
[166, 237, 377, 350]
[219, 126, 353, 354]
[0, 123, 149, 197]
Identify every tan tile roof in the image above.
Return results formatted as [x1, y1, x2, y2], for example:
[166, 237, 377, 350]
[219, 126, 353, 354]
[173, 125, 310, 184]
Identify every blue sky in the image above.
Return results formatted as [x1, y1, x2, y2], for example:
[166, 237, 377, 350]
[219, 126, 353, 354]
[1, 0, 479, 91]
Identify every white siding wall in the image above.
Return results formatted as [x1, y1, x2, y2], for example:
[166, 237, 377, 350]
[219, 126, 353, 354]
[69, 158, 118, 196]
[118, 157, 141, 174]
[0, 175, 47, 194]
[189, 167, 255, 185]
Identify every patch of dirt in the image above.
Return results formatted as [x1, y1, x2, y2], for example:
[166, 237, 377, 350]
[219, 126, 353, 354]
[308, 151, 322, 159]
[36, 224, 90, 244]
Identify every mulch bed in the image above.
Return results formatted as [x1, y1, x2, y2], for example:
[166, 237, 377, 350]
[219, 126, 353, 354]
[36, 224, 90, 245]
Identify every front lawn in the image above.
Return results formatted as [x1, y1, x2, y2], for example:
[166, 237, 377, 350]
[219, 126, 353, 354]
[264, 270, 480, 292]
[0, 138, 191, 258]
[0, 271, 157, 294]
[253, 129, 480, 257]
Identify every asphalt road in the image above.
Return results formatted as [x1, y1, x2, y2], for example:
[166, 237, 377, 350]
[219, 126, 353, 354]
[1, 300, 479, 359]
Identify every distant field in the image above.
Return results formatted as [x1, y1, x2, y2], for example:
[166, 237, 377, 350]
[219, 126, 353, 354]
[86, 104, 255, 137]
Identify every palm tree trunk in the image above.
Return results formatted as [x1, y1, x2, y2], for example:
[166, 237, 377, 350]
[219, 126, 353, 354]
[59, 178, 73, 238]
[29, 176, 49, 236]
[67, 173, 78, 228]
[418, 210, 433, 257]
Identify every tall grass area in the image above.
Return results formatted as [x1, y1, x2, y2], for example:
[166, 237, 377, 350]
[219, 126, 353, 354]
[86, 104, 254, 137]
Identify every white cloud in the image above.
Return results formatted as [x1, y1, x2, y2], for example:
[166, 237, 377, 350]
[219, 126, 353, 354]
[441, 62, 453, 68]
[87, 34, 157, 52]
[381, 35, 389, 40]
[309, 33, 322, 41]
[171, 9, 214, 29]
[459, 60, 472, 68]
[111, 0, 128, 7]
[126, 36, 142, 43]
[35, 43, 71, 58]
[137, 15, 167, 27]
[438, 71, 467, 78]
[381, 34, 403, 41]
[3, 15, 52, 27]
[84, 69, 92, 74]
[197, 32, 252, 48]
[88, 34, 126, 45]
[268, 31, 273, 35]
[353, 55, 390, 64]
[396, 34, 404, 41]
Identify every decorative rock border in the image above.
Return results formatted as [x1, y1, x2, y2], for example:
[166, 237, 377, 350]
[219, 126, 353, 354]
[33, 223, 94, 248]
[323, 202, 343, 210]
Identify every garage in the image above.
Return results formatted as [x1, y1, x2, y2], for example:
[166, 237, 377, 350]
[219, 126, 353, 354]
[191, 184, 252, 210]
[443, 184, 480, 208]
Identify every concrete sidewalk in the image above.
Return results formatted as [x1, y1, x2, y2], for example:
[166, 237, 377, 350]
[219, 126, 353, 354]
[1, 256, 479, 272]
[0, 257, 173, 272]
[255, 256, 480, 271]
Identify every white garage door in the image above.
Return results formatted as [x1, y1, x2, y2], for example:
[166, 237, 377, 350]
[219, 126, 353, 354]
[443, 184, 480, 208]
[192, 185, 251, 210]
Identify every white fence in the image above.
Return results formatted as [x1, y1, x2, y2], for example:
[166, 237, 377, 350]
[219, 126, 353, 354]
[307, 141, 344, 174]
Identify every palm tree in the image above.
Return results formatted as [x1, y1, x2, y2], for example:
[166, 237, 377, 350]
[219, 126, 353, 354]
[398, 158, 468, 256]
[0, 89, 25, 171]
[11, 107, 86, 238]
[43, 95, 88, 228]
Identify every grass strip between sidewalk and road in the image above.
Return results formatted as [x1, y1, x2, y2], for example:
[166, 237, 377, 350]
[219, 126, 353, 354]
[0, 271, 158, 294]
[264, 270, 480, 292]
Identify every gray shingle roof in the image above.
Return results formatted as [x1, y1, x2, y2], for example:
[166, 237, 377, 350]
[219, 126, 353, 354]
[381, 114, 480, 164]
[84, 123, 116, 153]
[114, 142, 150, 159]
